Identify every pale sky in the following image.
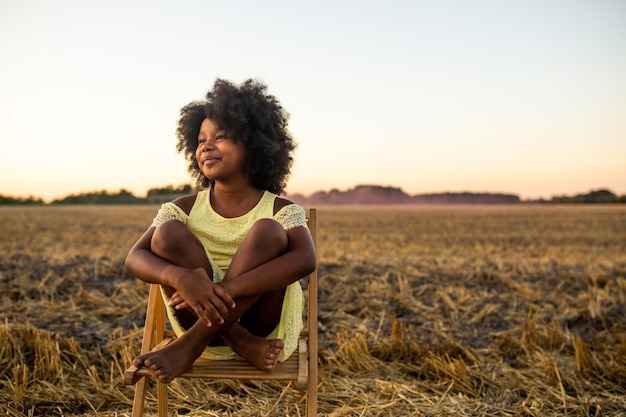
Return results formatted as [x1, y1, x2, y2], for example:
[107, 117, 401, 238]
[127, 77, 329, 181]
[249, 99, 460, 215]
[1, 0, 625, 202]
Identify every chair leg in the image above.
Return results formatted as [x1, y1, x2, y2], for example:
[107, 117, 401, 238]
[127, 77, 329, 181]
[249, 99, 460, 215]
[306, 342, 318, 417]
[131, 377, 148, 417]
[306, 381, 317, 417]
[157, 381, 168, 417]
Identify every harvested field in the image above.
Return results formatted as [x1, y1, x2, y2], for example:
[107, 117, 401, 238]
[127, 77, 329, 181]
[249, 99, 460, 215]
[1, 204, 626, 416]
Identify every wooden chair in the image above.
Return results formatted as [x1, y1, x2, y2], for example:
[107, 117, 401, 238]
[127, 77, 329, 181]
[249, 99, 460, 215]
[124, 208, 318, 416]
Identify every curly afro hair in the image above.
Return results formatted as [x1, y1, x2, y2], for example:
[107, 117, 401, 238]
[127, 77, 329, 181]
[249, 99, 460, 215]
[175, 78, 296, 195]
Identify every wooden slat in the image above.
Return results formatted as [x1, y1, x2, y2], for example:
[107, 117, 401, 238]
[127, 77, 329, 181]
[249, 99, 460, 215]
[183, 354, 299, 380]
[297, 337, 308, 389]
[129, 338, 304, 381]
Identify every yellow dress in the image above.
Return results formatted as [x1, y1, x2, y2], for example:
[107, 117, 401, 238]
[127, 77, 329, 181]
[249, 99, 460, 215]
[150, 189, 307, 361]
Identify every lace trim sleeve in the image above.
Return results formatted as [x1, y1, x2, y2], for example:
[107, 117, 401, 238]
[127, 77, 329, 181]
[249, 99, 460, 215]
[274, 204, 308, 231]
[151, 202, 188, 227]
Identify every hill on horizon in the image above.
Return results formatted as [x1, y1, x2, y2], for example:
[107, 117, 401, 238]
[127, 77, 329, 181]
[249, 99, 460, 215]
[286, 185, 521, 205]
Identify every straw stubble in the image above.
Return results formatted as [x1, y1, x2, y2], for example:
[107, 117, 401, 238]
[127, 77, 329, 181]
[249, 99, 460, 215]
[1, 204, 625, 416]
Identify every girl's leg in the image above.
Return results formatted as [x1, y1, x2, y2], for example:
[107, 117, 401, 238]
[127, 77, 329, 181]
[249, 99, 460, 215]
[132, 219, 226, 382]
[219, 219, 290, 369]
[150, 220, 213, 330]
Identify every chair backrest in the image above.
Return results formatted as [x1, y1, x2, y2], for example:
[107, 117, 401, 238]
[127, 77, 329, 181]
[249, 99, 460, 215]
[305, 208, 318, 408]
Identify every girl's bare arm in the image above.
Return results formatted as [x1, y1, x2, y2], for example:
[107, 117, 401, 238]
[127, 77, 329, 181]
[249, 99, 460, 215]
[124, 227, 234, 326]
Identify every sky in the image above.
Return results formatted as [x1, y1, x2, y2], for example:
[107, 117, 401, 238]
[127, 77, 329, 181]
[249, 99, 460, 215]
[1, 0, 625, 202]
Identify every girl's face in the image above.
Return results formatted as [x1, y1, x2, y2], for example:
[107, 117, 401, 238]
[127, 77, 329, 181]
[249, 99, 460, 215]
[196, 118, 248, 185]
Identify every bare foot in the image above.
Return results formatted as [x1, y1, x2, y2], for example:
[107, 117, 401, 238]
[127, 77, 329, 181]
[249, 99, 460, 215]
[133, 338, 202, 383]
[227, 328, 284, 372]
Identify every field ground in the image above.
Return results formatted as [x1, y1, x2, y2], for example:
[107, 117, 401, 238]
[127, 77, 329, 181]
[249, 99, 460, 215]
[1, 204, 625, 416]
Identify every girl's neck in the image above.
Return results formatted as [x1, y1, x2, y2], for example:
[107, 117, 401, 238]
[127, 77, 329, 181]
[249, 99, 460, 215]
[210, 182, 264, 218]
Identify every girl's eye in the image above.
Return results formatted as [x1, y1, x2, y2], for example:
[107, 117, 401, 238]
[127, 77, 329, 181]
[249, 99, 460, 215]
[216, 135, 225, 141]
[198, 138, 206, 145]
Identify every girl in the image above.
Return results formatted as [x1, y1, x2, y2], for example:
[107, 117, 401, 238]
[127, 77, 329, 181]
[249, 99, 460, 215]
[125, 79, 316, 384]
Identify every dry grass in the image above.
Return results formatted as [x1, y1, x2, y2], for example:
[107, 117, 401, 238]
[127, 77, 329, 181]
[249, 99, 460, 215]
[1, 204, 625, 416]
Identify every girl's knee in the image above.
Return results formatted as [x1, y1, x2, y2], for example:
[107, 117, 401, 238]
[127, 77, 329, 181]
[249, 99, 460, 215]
[248, 219, 288, 251]
[151, 219, 194, 256]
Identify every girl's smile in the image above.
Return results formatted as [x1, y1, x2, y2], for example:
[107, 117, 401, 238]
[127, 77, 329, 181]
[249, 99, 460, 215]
[200, 155, 220, 166]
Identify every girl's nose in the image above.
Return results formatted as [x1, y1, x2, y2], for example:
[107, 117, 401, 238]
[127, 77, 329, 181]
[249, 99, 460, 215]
[202, 139, 214, 151]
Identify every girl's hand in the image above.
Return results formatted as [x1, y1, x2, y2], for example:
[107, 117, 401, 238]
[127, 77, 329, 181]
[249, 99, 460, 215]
[168, 268, 235, 327]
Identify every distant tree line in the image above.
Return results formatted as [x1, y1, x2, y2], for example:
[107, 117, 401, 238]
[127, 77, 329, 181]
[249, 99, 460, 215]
[531, 189, 626, 204]
[0, 184, 193, 205]
[47, 185, 194, 205]
[0, 195, 45, 205]
[49, 189, 144, 204]
[144, 184, 193, 204]
[0, 185, 624, 205]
